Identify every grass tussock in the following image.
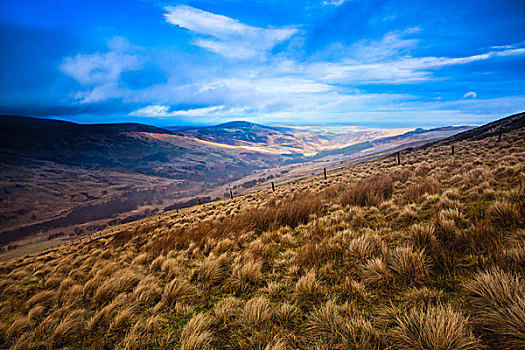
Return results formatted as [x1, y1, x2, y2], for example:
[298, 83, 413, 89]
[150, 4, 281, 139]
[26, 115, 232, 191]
[463, 269, 525, 349]
[162, 278, 196, 308]
[294, 271, 325, 309]
[307, 301, 382, 349]
[390, 305, 479, 350]
[339, 174, 394, 207]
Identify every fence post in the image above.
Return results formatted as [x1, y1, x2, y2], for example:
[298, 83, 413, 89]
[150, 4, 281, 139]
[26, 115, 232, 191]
[198, 198, 201, 205]
[397, 152, 401, 165]
[451, 145, 455, 155]
[324, 168, 327, 180]
[230, 190, 234, 199]
[271, 182, 275, 191]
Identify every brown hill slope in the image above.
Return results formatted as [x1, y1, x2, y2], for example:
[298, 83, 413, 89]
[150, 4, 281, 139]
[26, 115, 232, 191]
[0, 116, 470, 255]
[0, 114, 524, 349]
[0, 116, 285, 247]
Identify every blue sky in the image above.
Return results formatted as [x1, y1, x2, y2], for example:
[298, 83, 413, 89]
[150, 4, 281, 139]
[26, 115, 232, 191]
[0, 0, 524, 127]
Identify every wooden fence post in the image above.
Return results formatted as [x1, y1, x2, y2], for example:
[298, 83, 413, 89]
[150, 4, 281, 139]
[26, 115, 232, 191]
[198, 198, 201, 205]
[397, 152, 401, 165]
[230, 190, 234, 199]
[271, 182, 275, 191]
[452, 145, 455, 155]
[324, 168, 327, 180]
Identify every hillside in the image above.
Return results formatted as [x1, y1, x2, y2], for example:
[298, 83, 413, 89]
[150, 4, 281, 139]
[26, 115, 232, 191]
[0, 112, 523, 349]
[0, 116, 286, 247]
[178, 121, 332, 155]
[0, 116, 472, 255]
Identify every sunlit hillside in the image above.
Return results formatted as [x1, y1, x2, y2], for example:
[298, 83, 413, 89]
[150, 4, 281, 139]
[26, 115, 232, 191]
[1, 113, 524, 349]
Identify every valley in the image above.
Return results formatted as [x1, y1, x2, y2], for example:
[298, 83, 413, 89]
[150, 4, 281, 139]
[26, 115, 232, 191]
[0, 116, 473, 258]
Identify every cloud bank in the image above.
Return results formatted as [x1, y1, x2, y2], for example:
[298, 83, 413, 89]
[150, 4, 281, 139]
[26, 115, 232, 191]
[2, 1, 524, 127]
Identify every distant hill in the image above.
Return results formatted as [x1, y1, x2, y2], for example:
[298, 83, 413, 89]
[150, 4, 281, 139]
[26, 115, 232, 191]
[179, 120, 330, 154]
[0, 116, 178, 168]
[438, 111, 525, 143]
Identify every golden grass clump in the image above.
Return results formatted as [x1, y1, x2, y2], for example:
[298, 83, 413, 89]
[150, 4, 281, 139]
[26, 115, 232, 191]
[133, 277, 162, 306]
[409, 224, 437, 250]
[400, 287, 444, 308]
[25, 290, 57, 310]
[402, 178, 437, 204]
[346, 234, 384, 262]
[120, 315, 173, 350]
[387, 246, 430, 287]
[191, 254, 226, 288]
[294, 271, 325, 309]
[88, 294, 128, 333]
[339, 174, 394, 207]
[390, 305, 479, 350]
[488, 200, 521, 227]
[149, 254, 165, 271]
[360, 257, 391, 290]
[179, 313, 212, 350]
[274, 302, 302, 329]
[463, 268, 525, 349]
[499, 242, 525, 273]
[306, 300, 382, 349]
[162, 278, 197, 308]
[109, 306, 136, 334]
[240, 297, 274, 329]
[93, 269, 142, 304]
[463, 268, 524, 312]
[49, 308, 86, 347]
[229, 260, 263, 295]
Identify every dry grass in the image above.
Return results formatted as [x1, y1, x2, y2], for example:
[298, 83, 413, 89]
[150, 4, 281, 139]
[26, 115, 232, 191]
[390, 305, 479, 350]
[306, 301, 381, 349]
[387, 246, 430, 287]
[1, 120, 525, 349]
[463, 268, 525, 349]
[49, 308, 86, 346]
[338, 174, 394, 207]
[162, 278, 196, 308]
[294, 271, 325, 309]
[229, 260, 263, 295]
[179, 313, 212, 350]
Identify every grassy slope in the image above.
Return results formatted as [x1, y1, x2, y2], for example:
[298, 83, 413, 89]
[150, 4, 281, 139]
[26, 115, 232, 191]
[0, 120, 524, 349]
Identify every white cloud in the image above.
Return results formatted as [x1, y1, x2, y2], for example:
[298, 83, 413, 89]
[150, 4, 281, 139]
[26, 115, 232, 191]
[164, 6, 297, 59]
[349, 29, 420, 62]
[463, 91, 477, 99]
[129, 104, 250, 118]
[60, 52, 142, 86]
[60, 37, 144, 103]
[306, 47, 525, 85]
[59, 24, 525, 126]
[322, 0, 347, 6]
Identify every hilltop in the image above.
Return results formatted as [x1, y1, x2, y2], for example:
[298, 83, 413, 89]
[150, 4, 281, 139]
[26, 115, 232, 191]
[0, 112, 523, 349]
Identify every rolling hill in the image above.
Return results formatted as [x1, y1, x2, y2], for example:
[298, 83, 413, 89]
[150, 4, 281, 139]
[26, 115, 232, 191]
[0, 116, 473, 257]
[0, 116, 285, 248]
[0, 112, 523, 349]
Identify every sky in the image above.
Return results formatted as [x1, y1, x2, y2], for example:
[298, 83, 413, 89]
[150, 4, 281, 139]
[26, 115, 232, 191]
[0, 0, 524, 127]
